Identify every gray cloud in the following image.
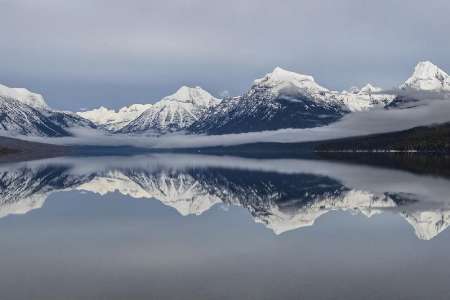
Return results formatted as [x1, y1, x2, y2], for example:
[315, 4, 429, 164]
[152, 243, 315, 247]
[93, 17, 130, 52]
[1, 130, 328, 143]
[1, 0, 450, 110]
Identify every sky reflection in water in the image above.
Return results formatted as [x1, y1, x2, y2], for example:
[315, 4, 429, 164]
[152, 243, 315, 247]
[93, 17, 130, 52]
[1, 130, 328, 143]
[0, 154, 449, 300]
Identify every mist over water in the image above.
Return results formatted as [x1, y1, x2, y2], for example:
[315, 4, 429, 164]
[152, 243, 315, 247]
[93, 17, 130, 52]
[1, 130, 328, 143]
[1, 154, 450, 299]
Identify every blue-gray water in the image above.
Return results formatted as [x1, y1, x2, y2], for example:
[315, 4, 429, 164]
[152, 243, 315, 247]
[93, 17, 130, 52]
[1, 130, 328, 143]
[1, 154, 449, 300]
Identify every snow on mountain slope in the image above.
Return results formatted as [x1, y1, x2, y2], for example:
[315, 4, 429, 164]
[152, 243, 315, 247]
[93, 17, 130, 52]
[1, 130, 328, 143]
[219, 67, 392, 112]
[254, 66, 330, 97]
[1, 60, 448, 137]
[81, 68, 393, 136]
[0, 96, 72, 137]
[190, 67, 348, 135]
[44, 109, 97, 130]
[0, 81, 97, 137]
[119, 86, 220, 134]
[0, 95, 97, 137]
[339, 84, 395, 111]
[401, 61, 450, 91]
[0, 84, 48, 109]
[77, 104, 153, 131]
[387, 61, 450, 109]
[360, 83, 382, 94]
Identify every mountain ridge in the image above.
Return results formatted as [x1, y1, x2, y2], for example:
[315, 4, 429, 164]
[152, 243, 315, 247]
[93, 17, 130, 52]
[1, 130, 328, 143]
[1, 61, 449, 137]
[118, 86, 220, 134]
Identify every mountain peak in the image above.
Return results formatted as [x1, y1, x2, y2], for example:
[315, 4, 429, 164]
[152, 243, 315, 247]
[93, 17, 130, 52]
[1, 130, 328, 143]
[120, 86, 220, 134]
[77, 103, 153, 131]
[158, 86, 220, 106]
[272, 66, 303, 77]
[0, 84, 48, 109]
[413, 61, 446, 77]
[414, 61, 445, 76]
[254, 67, 329, 95]
[360, 83, 382, 94]
[401, 61, 450, 91]
[171, 85, 203, 99]
[258, 66, 316, 84]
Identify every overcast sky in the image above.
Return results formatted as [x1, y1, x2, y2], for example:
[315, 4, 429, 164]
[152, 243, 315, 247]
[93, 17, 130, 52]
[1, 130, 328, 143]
[1, 0, 450, 110]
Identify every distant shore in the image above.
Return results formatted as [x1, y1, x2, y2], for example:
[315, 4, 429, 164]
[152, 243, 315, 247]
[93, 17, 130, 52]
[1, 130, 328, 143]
[2, 121, 449, 164]
[0, 135, 70, 163]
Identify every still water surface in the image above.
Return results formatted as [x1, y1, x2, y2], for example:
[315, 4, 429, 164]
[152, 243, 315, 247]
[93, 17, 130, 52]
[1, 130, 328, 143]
[1, 154, 449, 299]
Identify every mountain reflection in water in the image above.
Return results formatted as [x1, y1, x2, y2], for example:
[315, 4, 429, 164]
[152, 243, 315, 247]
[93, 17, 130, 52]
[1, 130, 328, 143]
[1, 154, 449, 240]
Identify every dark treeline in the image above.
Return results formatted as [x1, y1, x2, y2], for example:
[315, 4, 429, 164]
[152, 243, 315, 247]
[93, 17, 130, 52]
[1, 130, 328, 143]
[316, 123, 450, 153]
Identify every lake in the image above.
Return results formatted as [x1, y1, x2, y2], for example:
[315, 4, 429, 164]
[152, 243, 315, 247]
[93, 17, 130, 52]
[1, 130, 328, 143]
[1, 154, 449, 300]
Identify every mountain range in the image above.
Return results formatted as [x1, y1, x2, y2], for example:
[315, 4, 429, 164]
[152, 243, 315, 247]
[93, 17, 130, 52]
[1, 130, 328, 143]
[0, 61, 449, 138]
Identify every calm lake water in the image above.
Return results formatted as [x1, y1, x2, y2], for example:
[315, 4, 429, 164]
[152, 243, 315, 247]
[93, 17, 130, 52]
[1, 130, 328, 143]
[1, 154, 449, 300]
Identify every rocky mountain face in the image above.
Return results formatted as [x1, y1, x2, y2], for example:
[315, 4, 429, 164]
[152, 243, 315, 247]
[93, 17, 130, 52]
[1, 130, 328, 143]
[339, 83, 395, 111]
[0, 97, 71, 137]
[189, 67, 347, 135]
[75, 67, 399, 137]
[401, 61, 450, 92]
[118, 86, 220, 134]
[74, 69, 396, 137]
[77, 86, 220, 134]
[387, 61, 450, 109]
[0, 84, 96, 137]
[0, 84, 48, 109]
[189, 67, 398, 135]
[77, 104, 154, 131]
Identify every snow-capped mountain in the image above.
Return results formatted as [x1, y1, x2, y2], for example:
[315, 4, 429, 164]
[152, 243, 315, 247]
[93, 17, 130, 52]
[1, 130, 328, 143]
[44, 110, 97, 130]
[387, 61, 450, 109]
[189, 67, 396, 135]
[0, 95, 96, 137]
[401, 61, 450, 91]
[0, 96, 73, 137]
[0, 84, 48, 109]
[189, 67, 347, 135]
[0, 83, 96, 137]
[77, 104, 153, 131]
[1, 60, 448, 138]
[339, 84, 395, 111]
[119, 86, 220, 134]
[255, 66, 330, 96]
